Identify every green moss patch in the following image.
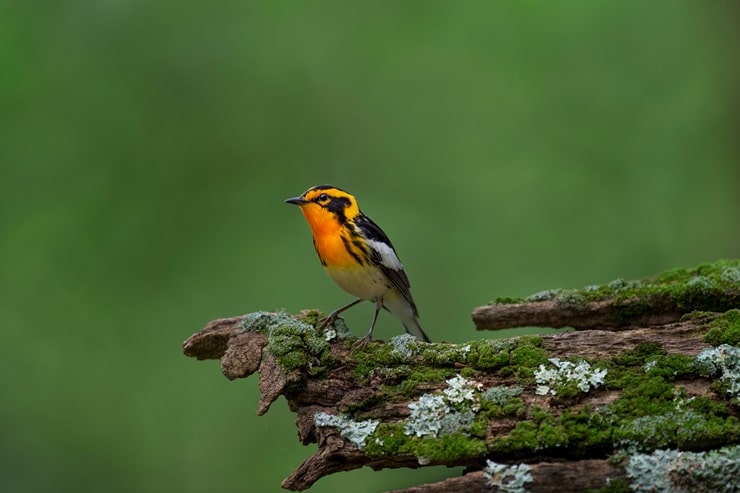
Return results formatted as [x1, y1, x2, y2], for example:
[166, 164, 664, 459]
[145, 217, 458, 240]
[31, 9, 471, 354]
[493, 259, 740, 324]
[703, 309, 740, 346]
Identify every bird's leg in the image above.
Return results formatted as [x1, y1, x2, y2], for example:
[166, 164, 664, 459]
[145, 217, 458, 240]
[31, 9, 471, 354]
[318, 298, 364, 329]
[355, 300, 382, 347]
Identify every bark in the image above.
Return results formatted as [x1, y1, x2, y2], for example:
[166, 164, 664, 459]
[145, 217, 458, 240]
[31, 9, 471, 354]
[183, 313, 735, 491]
[182, 261, 740, 492]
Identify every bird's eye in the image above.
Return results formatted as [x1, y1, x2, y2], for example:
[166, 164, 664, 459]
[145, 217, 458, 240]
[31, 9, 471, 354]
[318, 193, 329, 202]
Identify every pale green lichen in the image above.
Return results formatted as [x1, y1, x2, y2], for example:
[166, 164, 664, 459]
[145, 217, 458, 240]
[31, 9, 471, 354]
[481, 385, 523, 406]
[443, 374, 478, 404]
[405, 394, 449, 438]
[720, 266, 740, 284]
[625, 446, 740, 493]
[526, 289, 561, 302]
[313, 412, 379, 450]
[389, 333, 421, 359]
[694, 344, 740, 401]
[483, 460, 533, 493]
[404, 375, 479, 438]
[534, 358, 607, 396]
[239, 310, 311, 333]
[617, 410, 710, 452]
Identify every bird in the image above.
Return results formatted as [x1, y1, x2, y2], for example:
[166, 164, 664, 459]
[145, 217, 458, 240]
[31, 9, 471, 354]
[285, 185, 430, 343]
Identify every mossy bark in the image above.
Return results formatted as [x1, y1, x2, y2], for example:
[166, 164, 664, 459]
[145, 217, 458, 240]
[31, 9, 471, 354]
[183, 259, 740, 492]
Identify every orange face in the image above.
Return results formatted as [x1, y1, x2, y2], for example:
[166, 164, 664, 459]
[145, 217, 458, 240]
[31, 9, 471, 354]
[285, 185, 365, 269]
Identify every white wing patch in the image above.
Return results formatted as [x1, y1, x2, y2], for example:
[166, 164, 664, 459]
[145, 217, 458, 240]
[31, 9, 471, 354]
[366, 239, 404, 271]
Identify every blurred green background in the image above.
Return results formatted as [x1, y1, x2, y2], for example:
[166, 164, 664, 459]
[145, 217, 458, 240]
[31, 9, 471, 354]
[1, 1, 738, 492]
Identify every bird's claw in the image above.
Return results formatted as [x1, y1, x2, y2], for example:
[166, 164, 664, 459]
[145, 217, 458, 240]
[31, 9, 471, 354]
[351, 334, 372, 350]
[317, 312, 339, 330]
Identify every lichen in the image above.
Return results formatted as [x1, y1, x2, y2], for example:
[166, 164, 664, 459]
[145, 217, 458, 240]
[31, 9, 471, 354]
[694, 344, 740, 402]
[617, 410, 713, 451]
[240, 310, 310, 333]
[405, 394, 450, 438]
[404, 375, 479, 438]
[443, 374, 478, 404]
[481, 385, 523, 406]
[480, 385, 526, 418]
[483, 460, 533, 493]
[534, 358, 607, 397]
[231, 299, 740, 475]
[488, 335, 740, 458]
[625, 446, 740, 493]
[313, 412, 379, 450]
[389, 333, 421, 359]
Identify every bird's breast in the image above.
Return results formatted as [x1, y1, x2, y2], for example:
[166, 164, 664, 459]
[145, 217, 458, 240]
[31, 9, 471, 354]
[325, 264, 392, 300]
[313, 232, 358, 268]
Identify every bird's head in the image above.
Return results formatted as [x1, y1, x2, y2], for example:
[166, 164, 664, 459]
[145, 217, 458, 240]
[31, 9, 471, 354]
[285, 185, 361, 230]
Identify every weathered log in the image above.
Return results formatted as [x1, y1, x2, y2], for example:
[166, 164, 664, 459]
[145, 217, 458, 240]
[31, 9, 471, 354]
[472, 260, 740, 330]
[183, 260, 740, 492]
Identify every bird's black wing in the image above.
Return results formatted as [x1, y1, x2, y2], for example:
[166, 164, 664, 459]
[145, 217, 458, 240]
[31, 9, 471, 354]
[353, 214, 419, 316]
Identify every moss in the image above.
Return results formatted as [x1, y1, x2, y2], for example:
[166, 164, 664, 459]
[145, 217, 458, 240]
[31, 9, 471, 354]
[614, 411, 736, 451]
[489, 259, 740, 323]
[422, 344, 469, 366]
[494, 296, 526, 304]
[479, 386, 526, 419]
[296, 309, 325, 327]
[267, 330, 309, 371]
[489, 406, 613, 457]
[703, 309, 740, 346]
[585, 478, 632, 493]
[244, 308, 740, 465]
[607, 346, 740, 451]
[509, 336, 548, 370]
[450, 337, 548, 381]
[362, 422, 406, 457]
[470, 339, 516, 370]
[467, 414, 489, 438]
[612, 343, 666, 367]
[396, 368, 455, 396]
[349, 341, 402, 380]
[240, 311, 340, 375]
[366, 423, 489, 463]
[400, 433, 487, 463]
[486, 335, 740, 459]
[606, 346, 694, 400]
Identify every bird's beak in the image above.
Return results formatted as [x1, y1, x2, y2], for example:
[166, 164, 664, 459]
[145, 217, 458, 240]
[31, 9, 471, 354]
[285, 196, 309, 206]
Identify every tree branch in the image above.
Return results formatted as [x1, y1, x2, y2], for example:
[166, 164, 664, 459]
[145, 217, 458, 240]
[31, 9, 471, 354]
[183, 259, 740, 492]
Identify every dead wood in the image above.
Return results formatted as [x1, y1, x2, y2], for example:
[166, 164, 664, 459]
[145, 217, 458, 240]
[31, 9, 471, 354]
[182, 260, 740, 491]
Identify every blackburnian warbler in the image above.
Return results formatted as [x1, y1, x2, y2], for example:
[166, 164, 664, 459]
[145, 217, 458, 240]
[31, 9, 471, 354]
[285, 185, 430, 343]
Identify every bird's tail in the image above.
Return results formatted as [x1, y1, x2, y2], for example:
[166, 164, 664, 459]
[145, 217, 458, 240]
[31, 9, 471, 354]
[402, 318, 431, 343]
[383, 290, 431, 342]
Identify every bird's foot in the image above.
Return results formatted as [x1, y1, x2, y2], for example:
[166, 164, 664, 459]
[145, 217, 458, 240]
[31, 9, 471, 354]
[317, 311, 340, 330]
[351, 332, 373, 350]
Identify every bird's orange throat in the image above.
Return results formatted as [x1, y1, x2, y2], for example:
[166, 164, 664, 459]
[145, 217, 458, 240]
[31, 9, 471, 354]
[299, 204, 356, 268]
[299, 203, 341, 237]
